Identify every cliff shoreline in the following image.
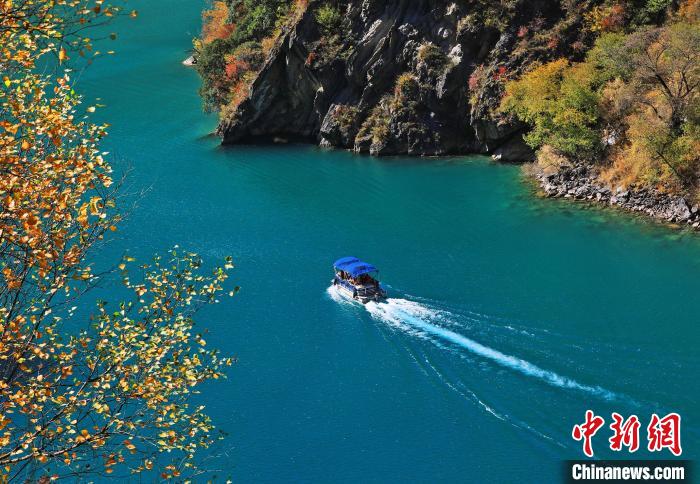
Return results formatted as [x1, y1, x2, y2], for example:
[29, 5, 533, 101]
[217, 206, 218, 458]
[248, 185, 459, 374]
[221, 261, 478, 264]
[195, 0, 698, 233]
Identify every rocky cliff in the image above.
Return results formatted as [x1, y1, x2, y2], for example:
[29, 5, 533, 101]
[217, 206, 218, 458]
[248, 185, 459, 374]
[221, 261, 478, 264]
[215, 0, 598, 159]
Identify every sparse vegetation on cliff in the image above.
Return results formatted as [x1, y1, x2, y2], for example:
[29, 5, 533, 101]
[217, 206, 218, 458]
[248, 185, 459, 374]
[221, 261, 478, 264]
[416, 43, 451, 80]
[315, 3, 342, 35]
[195, 0, 303, 112]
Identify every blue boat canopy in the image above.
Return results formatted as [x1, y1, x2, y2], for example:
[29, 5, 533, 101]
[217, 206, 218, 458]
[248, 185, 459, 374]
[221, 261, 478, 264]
[344, 261, 378, 277]
[334, 257, 379, 277]
[333, 257, 360, 269]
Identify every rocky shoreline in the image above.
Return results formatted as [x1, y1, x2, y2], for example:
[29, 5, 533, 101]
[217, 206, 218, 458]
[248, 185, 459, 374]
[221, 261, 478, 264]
[533, 164, 700, 230]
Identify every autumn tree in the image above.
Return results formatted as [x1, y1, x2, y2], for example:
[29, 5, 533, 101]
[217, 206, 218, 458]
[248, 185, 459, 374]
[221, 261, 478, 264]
[0, 0, 235, 480]
[601, 18, 700, 191]
[499, 59, 603, 160]
[502, 1, 699, 195]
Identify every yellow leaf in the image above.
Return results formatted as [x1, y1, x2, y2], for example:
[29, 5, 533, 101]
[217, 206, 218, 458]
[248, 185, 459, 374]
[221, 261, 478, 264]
[58, 47, 68, 63]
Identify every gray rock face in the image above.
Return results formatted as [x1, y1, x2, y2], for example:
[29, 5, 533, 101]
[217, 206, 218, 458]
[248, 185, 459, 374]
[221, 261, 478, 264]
[491, 135, 535, 163]
[216, 0, 569, 158]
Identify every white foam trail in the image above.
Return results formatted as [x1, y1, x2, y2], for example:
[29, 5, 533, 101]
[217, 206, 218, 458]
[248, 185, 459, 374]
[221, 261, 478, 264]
[422, 355, 506, 421]
[421, 352, 564, 447]
[365, 298, 617, 401]
[327, 285, 434, 341]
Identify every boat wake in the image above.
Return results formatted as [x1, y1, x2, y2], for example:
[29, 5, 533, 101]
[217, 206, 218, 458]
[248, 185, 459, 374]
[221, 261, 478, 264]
[327, 286, 617, 401]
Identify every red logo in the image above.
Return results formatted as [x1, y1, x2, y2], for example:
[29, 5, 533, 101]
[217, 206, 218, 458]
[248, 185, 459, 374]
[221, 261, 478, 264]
[572, 411, 682, 457]
[647, 413, 682, 456]
[572, 410, 606, 457]
[609, 413, 640, 452]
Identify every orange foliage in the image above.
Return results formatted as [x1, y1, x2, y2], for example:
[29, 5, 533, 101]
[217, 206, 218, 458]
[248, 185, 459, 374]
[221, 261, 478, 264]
[679, 0, 700, 21]
[202, 1, 234, 43]
[586, 3, 627, 32]
[230, 76, 254, 108]
[295, 0, 310, 12]
[225, 56, 249, 80]
[305, 51, 318, 66]
[0, 0, 236, 480]
[492, 65, 508, 81]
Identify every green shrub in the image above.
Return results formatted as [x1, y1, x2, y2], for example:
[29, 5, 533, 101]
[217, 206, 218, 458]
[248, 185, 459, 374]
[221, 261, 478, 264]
[228, 0, 290, 45]
[500, 59, 603, 159]
[394, 73, 420, 100]
[584, 32, 629, 83]
[635, 0, 674, 25]
[417, 43, 450, 79]
[336, 105, 359, 134]
[499, 32, 634, 159]
[196, 38, 236, 111]
[316, 4, 342, 36]
[232, 41, 265, 67]
[357, 97, 392, 146]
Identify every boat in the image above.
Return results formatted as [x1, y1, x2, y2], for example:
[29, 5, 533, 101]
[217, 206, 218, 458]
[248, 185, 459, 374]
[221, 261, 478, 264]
[332, 257, 387, 304]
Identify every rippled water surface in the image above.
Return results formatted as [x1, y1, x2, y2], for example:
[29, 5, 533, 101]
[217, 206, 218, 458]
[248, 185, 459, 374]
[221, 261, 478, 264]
[79, 1, 699, 481]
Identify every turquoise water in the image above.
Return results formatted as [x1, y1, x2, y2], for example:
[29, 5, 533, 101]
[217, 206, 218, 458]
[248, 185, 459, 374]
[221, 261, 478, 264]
[78, 1, 699, 481]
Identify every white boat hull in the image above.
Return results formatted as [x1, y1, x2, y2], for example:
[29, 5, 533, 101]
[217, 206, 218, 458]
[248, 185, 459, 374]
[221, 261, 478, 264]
[332, 277, 386, 304]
